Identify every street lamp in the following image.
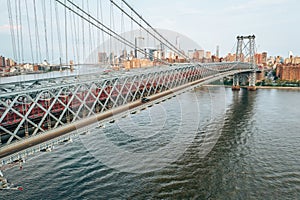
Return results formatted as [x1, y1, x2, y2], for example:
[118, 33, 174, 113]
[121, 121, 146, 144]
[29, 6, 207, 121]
[135, 36, 144, 58]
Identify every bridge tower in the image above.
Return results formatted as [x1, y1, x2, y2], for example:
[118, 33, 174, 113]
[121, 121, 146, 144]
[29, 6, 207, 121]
[233, 35, 257, 91]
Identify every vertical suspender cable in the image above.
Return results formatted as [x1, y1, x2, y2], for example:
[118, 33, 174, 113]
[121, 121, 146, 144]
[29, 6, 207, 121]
[63, 0, 144, 64]
[18, 0, 24, 63]
[81, 0, 85, 63]
[111, 2, 117, 62]
[15, 0, 20, 63]
[121, 0, 188, 60]
[56, 0, 153, 63]
[87, 0, 92, 63]
[69, 9, 76, 64]
[55, 0, 63, 65]
[131, 11, 133, 55]
[64, 0, 68, 65]
[121, 1, 125, 53]
[42, 0, 49, 62]
[99, 0, 106, 58]
[77, 4, 81, 63]
[7, 0, 17, 62]
[96, 0, 100, 63]
[33, 0, 42, 63]
[109, 2, 112, 65]
[25, 0, 34, 64]
[72, 5, 80, 65]
[50, 0, 54, 63]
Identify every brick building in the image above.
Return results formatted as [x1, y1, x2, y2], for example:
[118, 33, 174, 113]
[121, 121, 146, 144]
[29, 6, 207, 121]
[0, 56, 5, 67]
[276, 64, 300, 81]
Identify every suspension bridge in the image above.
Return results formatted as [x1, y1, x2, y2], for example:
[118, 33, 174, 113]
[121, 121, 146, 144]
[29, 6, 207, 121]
[1, 0, 259, 170]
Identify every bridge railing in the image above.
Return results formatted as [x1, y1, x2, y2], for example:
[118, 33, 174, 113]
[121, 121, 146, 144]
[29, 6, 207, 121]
[0, 62, 253, 146]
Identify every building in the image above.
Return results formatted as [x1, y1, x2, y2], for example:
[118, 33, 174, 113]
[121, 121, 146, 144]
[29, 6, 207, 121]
[216, 45, 219, 58]
[262, 52, 267, 65]
[187, 50, 194, 60]
[166, 50, 175, 62]
[193, 50, 200, 61]
[198, 50, 205, 60]
[294, 57, 300, 64]
[153, 50, 165, 60]
[123, 58, 154, 69]
[98, 52, 107, 63]
[276, 64, 300, 81]
[275, 56, 284, 64]
[5, 58, 16, 66]
[205, 51, 211, 59]
[225, 53, 236, 62]
[0, 56, 5, 67]
[255, 53, 262, 65]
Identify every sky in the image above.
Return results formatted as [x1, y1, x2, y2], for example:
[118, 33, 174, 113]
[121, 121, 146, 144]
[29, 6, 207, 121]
[0, 0, 299, 61]
[126, 0, 300, 57]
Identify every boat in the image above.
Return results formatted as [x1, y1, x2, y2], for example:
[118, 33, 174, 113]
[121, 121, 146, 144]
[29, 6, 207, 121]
[0, 172, 23, 191]
[0, 185, 23, 191]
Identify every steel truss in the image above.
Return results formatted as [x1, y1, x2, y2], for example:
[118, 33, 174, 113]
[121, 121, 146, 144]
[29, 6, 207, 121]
[0, 62, 254, 146]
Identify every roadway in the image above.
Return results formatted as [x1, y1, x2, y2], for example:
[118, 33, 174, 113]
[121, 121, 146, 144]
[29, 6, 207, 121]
[0, 69, 251, 161]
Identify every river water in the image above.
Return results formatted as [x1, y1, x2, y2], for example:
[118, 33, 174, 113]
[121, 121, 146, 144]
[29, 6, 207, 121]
[2, 87, 300, 199]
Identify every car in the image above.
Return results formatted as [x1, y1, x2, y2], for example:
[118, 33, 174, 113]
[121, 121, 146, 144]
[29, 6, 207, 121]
[141, 97, 150, 103]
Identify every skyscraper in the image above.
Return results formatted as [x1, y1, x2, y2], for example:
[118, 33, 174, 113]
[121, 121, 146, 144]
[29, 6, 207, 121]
[262, 52, 267, 65]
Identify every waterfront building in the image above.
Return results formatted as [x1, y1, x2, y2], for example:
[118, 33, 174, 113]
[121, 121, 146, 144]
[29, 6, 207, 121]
[276, 64, 300, 81]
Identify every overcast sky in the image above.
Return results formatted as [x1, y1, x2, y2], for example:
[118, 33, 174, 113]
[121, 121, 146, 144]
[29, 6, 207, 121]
[0, 0, 299, 59]
[126, 0, 299, 57]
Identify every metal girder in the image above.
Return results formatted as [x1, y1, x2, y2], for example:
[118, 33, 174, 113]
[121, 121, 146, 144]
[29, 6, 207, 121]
[0, 62, 255, 146]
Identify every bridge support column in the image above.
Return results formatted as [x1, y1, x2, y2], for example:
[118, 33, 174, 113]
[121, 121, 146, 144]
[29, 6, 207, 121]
[25, 123, 29, 138]
[47, 118, 52, 130]
[232, 74, 240, 90]
[67, 115, 70, 123]
[248, 72, 257, 91]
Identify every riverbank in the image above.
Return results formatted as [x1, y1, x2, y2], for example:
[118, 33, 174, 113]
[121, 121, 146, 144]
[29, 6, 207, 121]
[204, 84, 300, 90]
[256, 86, 300, 90]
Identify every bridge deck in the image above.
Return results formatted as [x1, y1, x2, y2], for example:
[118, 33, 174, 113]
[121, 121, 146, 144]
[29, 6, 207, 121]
[0, 63, 253, 163]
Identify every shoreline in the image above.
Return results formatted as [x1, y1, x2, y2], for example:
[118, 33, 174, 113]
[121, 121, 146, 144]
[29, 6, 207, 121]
[204, 85, 300, 90]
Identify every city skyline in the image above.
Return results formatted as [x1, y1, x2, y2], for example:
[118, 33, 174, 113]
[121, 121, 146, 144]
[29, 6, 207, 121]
[0, 0, 299, 60]
[127, 0, 299, 57]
